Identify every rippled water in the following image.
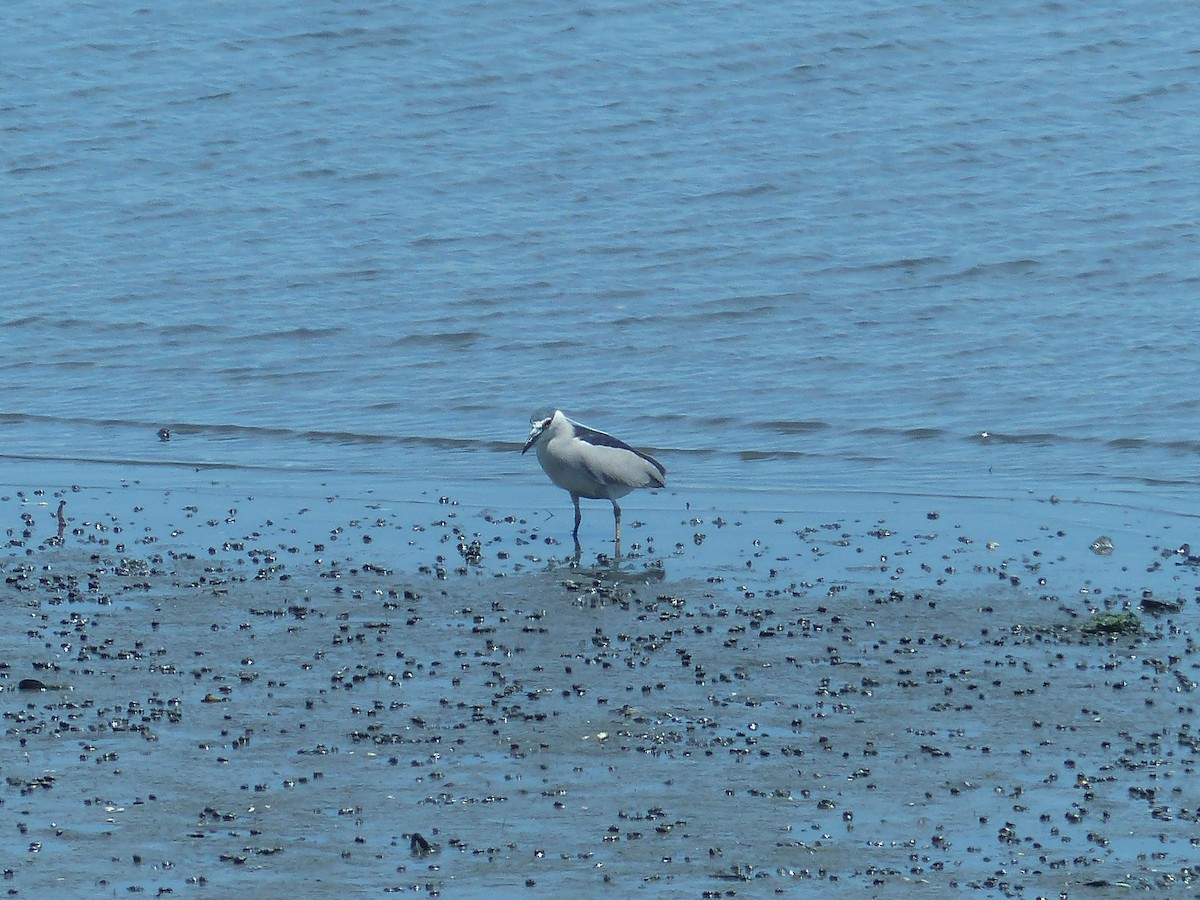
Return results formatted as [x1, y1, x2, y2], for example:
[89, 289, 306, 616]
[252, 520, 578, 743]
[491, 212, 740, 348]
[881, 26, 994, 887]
[6, 6, 1200, 897]
[4, 0, 1200, 510]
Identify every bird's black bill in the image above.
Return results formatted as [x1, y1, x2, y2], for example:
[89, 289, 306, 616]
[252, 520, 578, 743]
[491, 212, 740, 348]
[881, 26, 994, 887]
[523, 419, 550, 454]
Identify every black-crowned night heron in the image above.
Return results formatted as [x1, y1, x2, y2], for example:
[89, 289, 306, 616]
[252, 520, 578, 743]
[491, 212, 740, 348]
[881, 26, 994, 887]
[522, 409, 666, 551]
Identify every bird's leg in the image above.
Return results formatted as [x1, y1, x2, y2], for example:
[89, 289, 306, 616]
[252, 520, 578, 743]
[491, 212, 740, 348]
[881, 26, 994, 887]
[612, 500, 622, 556]
[571, 494, 582, 538]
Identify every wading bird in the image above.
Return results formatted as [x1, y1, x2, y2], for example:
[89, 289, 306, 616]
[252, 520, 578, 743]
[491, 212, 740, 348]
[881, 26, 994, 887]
[522, 409, 666, 554]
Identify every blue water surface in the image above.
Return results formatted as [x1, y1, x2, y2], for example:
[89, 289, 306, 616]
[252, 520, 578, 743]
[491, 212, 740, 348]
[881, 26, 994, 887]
[3, 0, 1199, 515]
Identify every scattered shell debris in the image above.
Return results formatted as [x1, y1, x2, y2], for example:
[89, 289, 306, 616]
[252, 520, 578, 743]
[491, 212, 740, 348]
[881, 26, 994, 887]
[2, 480, 1199, 897]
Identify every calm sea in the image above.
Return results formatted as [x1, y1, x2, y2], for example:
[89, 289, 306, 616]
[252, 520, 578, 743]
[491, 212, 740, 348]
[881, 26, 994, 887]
[4, 0, 1200, 524]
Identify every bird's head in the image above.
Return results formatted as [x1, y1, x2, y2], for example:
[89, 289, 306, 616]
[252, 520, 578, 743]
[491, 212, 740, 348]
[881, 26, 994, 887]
[522, 410, 558, 454]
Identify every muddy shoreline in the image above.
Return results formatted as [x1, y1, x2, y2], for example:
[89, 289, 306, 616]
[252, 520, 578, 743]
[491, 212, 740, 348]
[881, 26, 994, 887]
[3, 473, 1199, 897]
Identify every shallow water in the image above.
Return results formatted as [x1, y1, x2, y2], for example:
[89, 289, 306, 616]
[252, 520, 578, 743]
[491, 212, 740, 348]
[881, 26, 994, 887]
[4, 0, 1200, 507]
[4, 0, 1200, 895]
[3, 469, 1200, 896]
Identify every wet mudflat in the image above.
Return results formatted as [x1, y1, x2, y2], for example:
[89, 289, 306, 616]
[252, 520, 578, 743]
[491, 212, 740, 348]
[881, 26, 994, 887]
[3, 477, 1200, 898]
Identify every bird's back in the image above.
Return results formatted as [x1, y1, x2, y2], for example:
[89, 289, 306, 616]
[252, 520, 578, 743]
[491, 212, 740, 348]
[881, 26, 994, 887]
[546, 422, 665, 499]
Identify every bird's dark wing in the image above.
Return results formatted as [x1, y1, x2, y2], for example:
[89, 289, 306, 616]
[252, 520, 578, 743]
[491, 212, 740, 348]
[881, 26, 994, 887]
[575, 422, 667, 482]
[573, 422, 635, 452]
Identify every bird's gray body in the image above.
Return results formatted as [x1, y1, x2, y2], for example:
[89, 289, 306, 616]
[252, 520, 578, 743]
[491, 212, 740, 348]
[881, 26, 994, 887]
[523, 410, 665, 551]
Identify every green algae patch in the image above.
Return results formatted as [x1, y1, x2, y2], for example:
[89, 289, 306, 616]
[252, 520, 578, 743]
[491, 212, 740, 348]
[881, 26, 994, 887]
[1081, 611, 1142, 636]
